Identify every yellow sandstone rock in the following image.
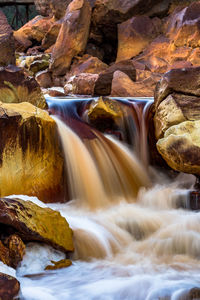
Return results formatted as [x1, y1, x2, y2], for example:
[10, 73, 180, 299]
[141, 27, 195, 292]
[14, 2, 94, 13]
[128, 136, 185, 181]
[0, 101, 65, 203]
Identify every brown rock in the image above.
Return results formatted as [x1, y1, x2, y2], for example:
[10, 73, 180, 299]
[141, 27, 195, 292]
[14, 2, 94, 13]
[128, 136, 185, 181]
[0, 65, 47, 109]
[0, 233, 25, 269]
[50, 0, 72, 19]
[85, 43, 105, 62]
[154, 66, 200, 108]
[0, 273, 20, 300]
[36, 70, 53, 88]
[0, 198, 74, 252]
[0, 10, 15, 67]
[94, 60, 136, 96]
[147, 0, 170, 17]
[117, 16, 161, 62]
[156, 120, 200, 175]
[66, 55, 108, 80]
[5, 234, 26, 269]
[92, 0, 163, 27]
[111, 70, 159, 97]
[0, 102, 65, 203]
[0, 241, 10, 267]
[14, 16, 54, 51]
[65, 73, 99, 95]
[48, 90, 65, 97]
[50, 0, 91, 76]
[42, 21, 62, 50]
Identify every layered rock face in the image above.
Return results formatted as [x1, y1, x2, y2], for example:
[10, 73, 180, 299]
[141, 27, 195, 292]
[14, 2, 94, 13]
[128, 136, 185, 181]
[0, 101, 65, 203]
[0, 11, 15, 67]
[154, 67, 200, 175]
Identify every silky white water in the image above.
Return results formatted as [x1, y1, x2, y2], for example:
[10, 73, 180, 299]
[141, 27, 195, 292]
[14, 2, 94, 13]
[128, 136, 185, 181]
[11, 117, 200, 300]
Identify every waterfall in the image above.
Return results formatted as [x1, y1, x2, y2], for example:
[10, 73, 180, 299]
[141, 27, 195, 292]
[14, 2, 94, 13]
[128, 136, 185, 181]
[54, 115, 150, 209]
[14, 97, 200, 300]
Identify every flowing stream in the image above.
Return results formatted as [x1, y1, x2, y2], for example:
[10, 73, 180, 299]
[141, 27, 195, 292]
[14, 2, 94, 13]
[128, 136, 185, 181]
[4, 97, 200, 300]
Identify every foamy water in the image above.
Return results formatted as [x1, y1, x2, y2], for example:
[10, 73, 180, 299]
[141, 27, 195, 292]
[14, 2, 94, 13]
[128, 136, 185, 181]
[13, 176, 200, 300]
[10, 113, 200, 299]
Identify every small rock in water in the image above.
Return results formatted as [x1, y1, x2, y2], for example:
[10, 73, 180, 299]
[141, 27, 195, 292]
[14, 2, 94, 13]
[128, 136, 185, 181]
[45, 259, 72, 270]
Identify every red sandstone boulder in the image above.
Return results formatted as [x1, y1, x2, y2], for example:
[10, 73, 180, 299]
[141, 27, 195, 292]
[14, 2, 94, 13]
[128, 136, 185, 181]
[94, 60, 136, 96]
[117, 16, 161, 62]
[65, 73, 99, 95]
[0, 273, 20, 300]
[14, 16, 54, 52]
[65, 55, 108, 81]
[111, 70, 160, 97]
[42, 20, 62, 50]
[50, 0, 91, 76]
[0, 11, 15, 67]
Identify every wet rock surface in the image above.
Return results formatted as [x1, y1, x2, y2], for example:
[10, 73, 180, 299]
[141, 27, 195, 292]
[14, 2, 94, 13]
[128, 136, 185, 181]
[0, 101, 65, 203]
[0, 198, 74, 253]
[0, 272, 20, 300]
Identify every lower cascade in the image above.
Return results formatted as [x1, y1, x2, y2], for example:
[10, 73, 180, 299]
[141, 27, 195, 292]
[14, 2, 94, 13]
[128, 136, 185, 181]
[3, 97, 200, 300]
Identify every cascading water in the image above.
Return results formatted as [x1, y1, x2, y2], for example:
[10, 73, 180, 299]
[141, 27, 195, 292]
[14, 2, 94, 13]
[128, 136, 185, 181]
[8, 97, 200, 300]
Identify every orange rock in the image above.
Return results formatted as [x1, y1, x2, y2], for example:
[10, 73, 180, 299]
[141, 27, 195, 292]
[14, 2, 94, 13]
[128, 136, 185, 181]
[165, 2, 200, 48]
[50, 0, 91, 75]
[14, 16, 54, 51]
[117, 16, 161, 62]
[0, 11, 15, 67]
[42, 20, 62, 50]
